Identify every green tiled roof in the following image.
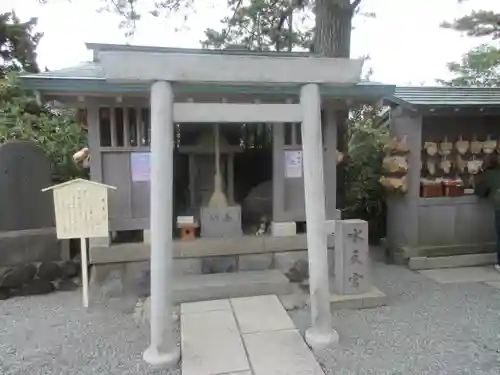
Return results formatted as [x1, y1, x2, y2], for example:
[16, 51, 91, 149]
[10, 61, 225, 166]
[388, 86, 500, 107]
[20, 61, 395, 99]
[22, 62, 104, 80]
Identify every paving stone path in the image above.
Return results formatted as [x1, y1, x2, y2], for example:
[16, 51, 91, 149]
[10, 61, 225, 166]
[180, 295, 324, 375]
[2, 261, 500, 374]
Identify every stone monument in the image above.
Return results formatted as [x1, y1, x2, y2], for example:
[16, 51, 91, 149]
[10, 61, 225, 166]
[334, 219, 371, 294]
[0, 140, 54, 232]
[0, 141, 76, 299]
[0, 141, 64, 267]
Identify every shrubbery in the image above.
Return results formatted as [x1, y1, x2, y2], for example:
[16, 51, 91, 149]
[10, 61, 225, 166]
[344, 106, 389, 241]
[0, 73, 87, 182]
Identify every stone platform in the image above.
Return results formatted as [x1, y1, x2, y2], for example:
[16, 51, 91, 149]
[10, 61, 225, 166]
[408, 253, 496, 270]
[278, 284, 387, 311]
[173, 270, 291, 303]
[180, 295, 325, 375]
[418, 266, 500, 284]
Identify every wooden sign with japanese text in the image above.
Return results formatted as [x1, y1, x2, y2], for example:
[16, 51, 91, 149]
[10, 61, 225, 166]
[42, 179, 116, 240]
[42, 178, 116, 308]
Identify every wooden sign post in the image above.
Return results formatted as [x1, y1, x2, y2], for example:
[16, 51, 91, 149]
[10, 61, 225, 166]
[42, 178, 116, 308]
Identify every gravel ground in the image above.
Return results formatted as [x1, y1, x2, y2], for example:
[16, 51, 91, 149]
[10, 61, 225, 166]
[291, 261, 500, 375]
[2, 261, 500, 375]
[0, 292, 180, 375]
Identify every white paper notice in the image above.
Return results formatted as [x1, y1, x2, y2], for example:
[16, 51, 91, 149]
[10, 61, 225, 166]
[285, 150, 302, 178]
[131, 152, 151, 182]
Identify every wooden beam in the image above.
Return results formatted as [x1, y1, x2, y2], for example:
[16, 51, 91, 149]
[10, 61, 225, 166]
[173, 103, 302, 123]
[110, 106, 117, 147]
[99, 50, 364, 84]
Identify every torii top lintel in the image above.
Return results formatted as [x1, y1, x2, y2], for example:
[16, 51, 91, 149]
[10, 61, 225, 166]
[94, 44, 365, 86]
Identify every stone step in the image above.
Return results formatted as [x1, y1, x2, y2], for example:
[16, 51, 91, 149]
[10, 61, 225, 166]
[408, 253, 496, 270]
[172, 270, 291, 304]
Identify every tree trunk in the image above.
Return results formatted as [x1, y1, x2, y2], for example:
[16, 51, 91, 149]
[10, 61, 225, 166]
[313, 0, 354, 57]
[313, 0, 357, 209]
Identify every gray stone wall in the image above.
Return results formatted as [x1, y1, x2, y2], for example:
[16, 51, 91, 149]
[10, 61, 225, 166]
[0, 228, 66, 266]
[91, 248, 336, 297]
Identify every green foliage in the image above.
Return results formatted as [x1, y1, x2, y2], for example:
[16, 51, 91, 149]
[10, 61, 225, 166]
[0, 11, 85, 182]
[440, 9, 500, 87]
[75, 0, 364, 54]
[0, 11, 42, 77]
[437, 44, 500, 87]
[94, 0, 194, 37]
[202, 0, 312, 51]
[441, 10, 500, 39]
[344, 106, 388, 228]
[0, 73, 87, 182]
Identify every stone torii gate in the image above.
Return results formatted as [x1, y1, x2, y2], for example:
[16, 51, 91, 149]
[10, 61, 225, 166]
[98, 48, 364, 367]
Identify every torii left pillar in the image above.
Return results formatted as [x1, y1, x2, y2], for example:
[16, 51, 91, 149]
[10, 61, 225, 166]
[301, 83, 339, 351]
[143, 80, 180, 367]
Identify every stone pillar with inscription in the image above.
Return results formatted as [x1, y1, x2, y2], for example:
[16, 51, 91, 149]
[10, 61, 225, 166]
[334, 219, 371, 295]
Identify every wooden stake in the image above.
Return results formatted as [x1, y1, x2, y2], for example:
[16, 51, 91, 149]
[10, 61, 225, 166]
[80, 237, 89, 308]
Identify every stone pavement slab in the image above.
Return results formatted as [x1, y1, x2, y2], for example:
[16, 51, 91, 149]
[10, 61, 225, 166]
[243, 329, 325, 375]
[181, 309, 250, 375]
[180, 299, 231, 314]
[181, 294, 324, 375]
[418, 266, 500, 284]
[231, 295, 295, 334]
[485, 281, 500, 290]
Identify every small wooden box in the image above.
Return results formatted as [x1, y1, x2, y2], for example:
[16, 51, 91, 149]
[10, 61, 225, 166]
[178, 222, 199, 242]
[421, 184, 443, 198]
[444, 185, 464, 197]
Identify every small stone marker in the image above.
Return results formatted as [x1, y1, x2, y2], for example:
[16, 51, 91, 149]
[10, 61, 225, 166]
[334, 219, 371, 295]
[42, 178, 116, 307]
[200, 206, 242, 238]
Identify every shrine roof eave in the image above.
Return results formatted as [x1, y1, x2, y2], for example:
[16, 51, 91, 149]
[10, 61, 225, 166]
[384, 86, 500, 115]
[21, 77, 395, 102]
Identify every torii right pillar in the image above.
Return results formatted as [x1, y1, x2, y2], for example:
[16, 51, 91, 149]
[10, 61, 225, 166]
[300, 83, 339, 350]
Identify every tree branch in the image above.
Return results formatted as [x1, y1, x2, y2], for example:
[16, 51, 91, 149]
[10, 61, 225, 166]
[441, 10, 500, 39]
[110, 0, 127, 18]
[110, 0, 137, 33]
[223, 0, 244, 44]
[351, 0, 362, 10]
